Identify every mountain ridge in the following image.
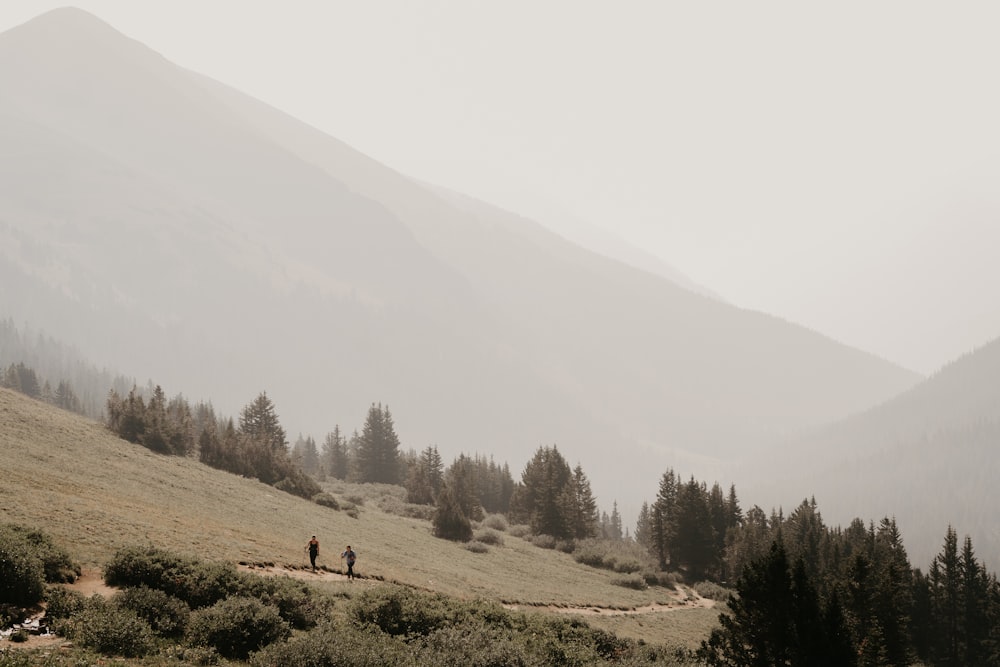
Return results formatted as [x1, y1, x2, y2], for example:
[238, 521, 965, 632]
[0, 7, 920, 523]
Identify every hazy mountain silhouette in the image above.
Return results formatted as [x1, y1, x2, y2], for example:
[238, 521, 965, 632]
[742, 336, 1000, 568]
[0, 8, 920, 517]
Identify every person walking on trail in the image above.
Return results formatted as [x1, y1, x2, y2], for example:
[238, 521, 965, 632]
[341, 545, 357, 580]
[306, 535, 320, 572]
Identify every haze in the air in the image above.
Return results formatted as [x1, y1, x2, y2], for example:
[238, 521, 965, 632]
[4, 0, 1000, 374]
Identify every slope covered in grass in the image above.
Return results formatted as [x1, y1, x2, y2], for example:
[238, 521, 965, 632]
[0, 387, 707, 619]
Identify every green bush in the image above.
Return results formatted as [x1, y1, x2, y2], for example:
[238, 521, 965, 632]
[351, 587, 459, 638]
[692, 580, 730, 601]
[312, 492, 340, 509]
[44, 586, 87, 620]
[0, 532, 44, 606]
[507, 523, 532, 539]
[251, 620, 412, 667]
[113, 585, 189, 636]
[67, 597, 156, 658]
[186, 595, 290, 660]
[480, 513, 509, 532]
[641, 571, 680, 589]
[413, 618, 529, 666]
[378, 496, 436, 521]
[529, 534, 557, 550]
[611, 573, 648, 590]
[0, 525, 79, 585]
[104, 546, 240, 608]
[238, 574, 324, 630]
[473, 528, 504, 546]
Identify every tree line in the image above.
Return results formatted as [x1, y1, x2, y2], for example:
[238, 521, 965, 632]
[7, 338, 999, 664]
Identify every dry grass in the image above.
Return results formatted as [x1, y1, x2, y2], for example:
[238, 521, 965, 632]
[0, 387, 719, 645]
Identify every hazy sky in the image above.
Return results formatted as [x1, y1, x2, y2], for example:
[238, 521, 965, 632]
[4, 1, 1000, 374]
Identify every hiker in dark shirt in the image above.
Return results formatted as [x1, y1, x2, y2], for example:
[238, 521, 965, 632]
[341, 545, 357, 579]
[306, 535, 319, 571]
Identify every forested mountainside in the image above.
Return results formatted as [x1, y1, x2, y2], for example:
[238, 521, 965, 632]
[741, 335, 1000, 569]
[0, 8, 919, 521]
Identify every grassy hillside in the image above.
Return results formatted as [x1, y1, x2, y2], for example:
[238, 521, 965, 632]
[0, 387, 717, 647]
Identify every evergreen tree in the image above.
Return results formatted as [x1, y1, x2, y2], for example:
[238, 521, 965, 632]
[652, 468, 678, 569]
[432, 482, 473, 542]
[699, 538, 854, 666]
[929, 526, 961, 666]
[405, 445, 443, 505]
[607, 501, 623, 541]
[445, 454, 484, 522]
[355, 403, 402, 484]
[238, 392, 287, 452]
[673, 476, 716, 581]
[568, 464, 599, 539]
[634, 501, 652, 550]
[53, 380, 81, 412]
[291, 435, 320, 477]
[321, 426, 349, 480]
[512, 445, 573, 539]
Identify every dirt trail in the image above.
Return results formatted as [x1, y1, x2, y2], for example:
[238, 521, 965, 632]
[504, 586, 716, 617]
[237, 562, 373, 585]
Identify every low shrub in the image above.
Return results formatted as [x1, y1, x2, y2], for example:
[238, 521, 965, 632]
[351, 587, 458, 638]
[693, 580, 730, 601]
[44, 586, 88, 620]
[413, 618, 529, 666]
[507, 524, 531, 539]
[113, 585, 189, 636]
[473, 528, 504, 547]
[250, 620, 412, 667]
[641, 571, 679, 589]
[465, 541, 489, 554]
[66, 597, 156, 658]
[0, 525, 79, 585]
[8, 628, 29, 643]
[187, 596, 290, 660]
[104, 546, 240, 608]
[312, 492, 340, 509]
[160, 645, 221, 665]
[378, 496, 436, 521]
[480, 514, 509, 532]
[0, 532, 44, 607]
[529, 534, 557, 550]
[238, 574, 324, 630]
[611, 573, 648, 590]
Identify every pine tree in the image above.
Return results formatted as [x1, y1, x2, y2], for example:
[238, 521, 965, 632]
[673, 476, 716, 581]
[609, 501, 623, 541]
[405, 446, 443, 505]
[355, 403, 402, 484]
[291, 435, 320, 477]
[513, 445, 573, 539]
[929, 526, 961, 666]
[321, 426, 349, 480]
[634, 501, 652, 549]
[433, 482, 473, 542]
[569, 464, 599, 539]
[652, 469, 678, 569]
[445, 454, 484, 522]
[238, 392, 287, 452]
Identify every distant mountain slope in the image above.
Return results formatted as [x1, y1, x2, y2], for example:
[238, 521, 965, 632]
[741, 336, 1000, 568]
[0, 8, 919, 518]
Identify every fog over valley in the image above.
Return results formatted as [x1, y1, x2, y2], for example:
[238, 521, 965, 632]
[2, 2, 999, 573]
